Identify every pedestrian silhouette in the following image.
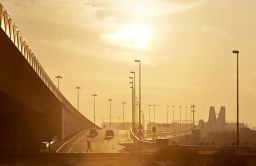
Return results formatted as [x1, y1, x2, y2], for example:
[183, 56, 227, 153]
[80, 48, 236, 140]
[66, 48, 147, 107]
[86, 139, 93, 153]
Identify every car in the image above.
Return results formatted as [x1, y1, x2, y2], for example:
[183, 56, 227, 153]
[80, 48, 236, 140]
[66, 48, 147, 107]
[89, 128, 98, 137]
[105, 129, 114, 139]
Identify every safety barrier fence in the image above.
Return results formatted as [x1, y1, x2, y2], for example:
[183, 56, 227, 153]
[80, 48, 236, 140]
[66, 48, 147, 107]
[129, 128, 154, 144]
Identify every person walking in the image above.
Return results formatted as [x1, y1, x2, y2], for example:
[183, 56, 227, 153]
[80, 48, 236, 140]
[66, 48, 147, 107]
[86, 139, 93, 153]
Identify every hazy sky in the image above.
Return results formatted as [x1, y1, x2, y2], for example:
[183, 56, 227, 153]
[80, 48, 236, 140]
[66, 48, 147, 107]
[1, 0, 256, 127]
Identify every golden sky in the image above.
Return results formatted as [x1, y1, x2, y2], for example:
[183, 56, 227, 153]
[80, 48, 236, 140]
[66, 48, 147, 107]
[1, 0, 256, 127]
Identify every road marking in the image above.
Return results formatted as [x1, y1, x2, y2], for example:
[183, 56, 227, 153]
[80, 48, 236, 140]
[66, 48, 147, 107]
[56, 130, 88, 153]
[67, 133, 87, 153]
[57, 130, 132, 153]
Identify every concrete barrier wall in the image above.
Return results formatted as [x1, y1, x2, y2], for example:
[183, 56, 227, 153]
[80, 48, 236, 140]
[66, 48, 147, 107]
[0, 22, 98, 151]
[63, 107, 97, 139]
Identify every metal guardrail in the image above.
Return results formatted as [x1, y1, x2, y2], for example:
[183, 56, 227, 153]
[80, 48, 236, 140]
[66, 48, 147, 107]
[0, 3, 93, 124]
[129, 128, 154, 144]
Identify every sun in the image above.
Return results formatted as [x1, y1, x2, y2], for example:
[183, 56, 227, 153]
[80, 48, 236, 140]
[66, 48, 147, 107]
[121, 24, 152, 48]
[100, 23, 152, 49]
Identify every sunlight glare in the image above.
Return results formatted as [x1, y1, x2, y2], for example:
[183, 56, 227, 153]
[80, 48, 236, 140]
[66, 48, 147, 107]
[122, 24, 152, 48]
[101, 23, 152, 49]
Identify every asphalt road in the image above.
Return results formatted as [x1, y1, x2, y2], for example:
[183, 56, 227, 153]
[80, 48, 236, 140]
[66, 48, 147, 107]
[57, 129, 133, 153]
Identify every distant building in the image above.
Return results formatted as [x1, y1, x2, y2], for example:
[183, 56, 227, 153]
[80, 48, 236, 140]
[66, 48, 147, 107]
[216, 106, 226, 130]
[206, 106, 226, 132]
[202, 106, 246, 133]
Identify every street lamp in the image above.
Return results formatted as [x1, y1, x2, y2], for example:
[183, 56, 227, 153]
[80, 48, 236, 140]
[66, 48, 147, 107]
[167, 105, 170, 125]
[75, 86, 81, 110]
[153, 105, 156, 126]
[130, 71, 136, 131]
[55, 75, 62, 89]
[130, 71, 136, 91]
[190, 106, 192, 123]
[122, 102, 126, 129]
[167, 105, 169, 131]
[172, 105, 175, 123]
[191, 105, 196, 128]
[135, 99, 139, 129]
[134, 60, 142, 139]
[148, 105, 151, 123]
[108, 99, 112, 129]
[185, 106, 188, 123]
[141, 110, 145, 130]
[92, 94, 97, 124]
[179, 105, 182, 124]
[232, 49, 240, 148]
[129, 76, 135, 130]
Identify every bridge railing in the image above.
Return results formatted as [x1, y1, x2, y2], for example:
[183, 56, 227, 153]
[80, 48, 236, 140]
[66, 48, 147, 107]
[0, 3, 94, 125]
[129, 128, 154, 145]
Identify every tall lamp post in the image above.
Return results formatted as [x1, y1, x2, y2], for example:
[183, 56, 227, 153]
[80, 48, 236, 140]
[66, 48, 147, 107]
[153, 105, 156, 126]
[179, 105, 182, 124]
[75, 86, 81, 110]
[134, 60, 142, 139]
[167, 105, 169, 131]
[191, 105, 196, 128]
[185, 106, 188, 123]
[172, 105, 175, 123]
[130, 71, 136, 131]
[108, 99, 112, 129]
[129, 76, 135, 130]
[122, 102, 126, 129]
[233, 49, 240, 148]
[148, 105, 151, 123]
[92, 94, 97, 124]
[190, 106, 192, 123]
[56, 75, 62, 89]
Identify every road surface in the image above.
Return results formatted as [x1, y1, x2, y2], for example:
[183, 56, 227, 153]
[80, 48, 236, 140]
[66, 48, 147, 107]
[57, 129, 133, 153]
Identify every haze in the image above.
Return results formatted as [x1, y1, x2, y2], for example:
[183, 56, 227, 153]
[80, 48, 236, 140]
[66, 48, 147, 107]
[1, 0, 256, 127]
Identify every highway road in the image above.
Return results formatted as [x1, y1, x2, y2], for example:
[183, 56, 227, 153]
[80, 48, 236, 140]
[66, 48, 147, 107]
[57, 129, 133, 153]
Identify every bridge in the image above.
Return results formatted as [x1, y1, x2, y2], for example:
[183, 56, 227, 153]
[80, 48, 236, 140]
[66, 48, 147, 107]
[0, 3, 98, 152]
[0, 3, 193, 153]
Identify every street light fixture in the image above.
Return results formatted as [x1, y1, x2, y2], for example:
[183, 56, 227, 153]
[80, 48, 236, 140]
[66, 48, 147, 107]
[172, 105, 175, 123]
[191, 105, 196, 128]
[75, 86, 81, 110]
[153, 105, 156, 126]
[232, 49, 240, 148]
[92, 94, 97, 124]
[129, 76, 135, 130]
[167, 105, 169, 131]
[148, 105, 151, 123]
[179, 105, 182, 124]
[130, 72, 136, 131]
[108, 99, 112, 129]
[122, 102, 126, 129]
[130, 71, 136, 124]
[134, 60, 142, 139]
[185, 106, 188, 123]
[55, 75, 62, 89]
[167, 105, 170, 125]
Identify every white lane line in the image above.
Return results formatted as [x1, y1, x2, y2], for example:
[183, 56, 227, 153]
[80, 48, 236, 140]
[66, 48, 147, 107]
[56, 130, 88, 153]
[67, 133, 87, 153]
